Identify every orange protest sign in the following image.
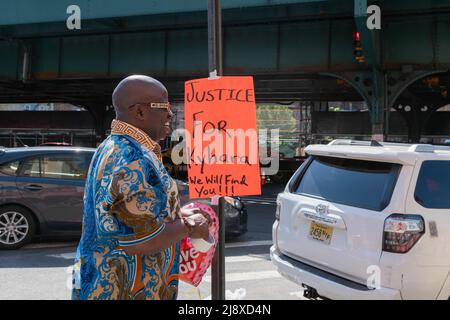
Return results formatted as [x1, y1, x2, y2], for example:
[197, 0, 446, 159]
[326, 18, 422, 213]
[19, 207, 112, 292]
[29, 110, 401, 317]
[184, 76, 261, 198]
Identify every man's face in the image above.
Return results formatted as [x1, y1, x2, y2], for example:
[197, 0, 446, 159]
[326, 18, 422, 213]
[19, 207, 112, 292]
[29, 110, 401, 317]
[146, 105, 173, 141]
[140, 101, 173, 141]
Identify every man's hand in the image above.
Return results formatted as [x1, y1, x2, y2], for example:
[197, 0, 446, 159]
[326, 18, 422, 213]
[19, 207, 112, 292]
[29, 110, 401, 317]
[180, 207, 211, 224]
[181, 207, 208, 217]
[190, 221, 209, 241]
[185, 213, 210, 241]
[186, 213, 209, 226]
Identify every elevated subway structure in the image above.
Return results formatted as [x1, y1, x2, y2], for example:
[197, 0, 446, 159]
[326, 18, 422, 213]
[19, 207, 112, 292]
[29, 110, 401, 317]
[0, 0, 449, 147]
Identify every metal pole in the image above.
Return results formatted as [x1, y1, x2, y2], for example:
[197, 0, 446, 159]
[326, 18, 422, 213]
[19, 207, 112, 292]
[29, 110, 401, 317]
[208, 0, 223, 77]
[384, 73, 389, 141]
[208, 0, 225, 301]
[211, 197, 226, 300]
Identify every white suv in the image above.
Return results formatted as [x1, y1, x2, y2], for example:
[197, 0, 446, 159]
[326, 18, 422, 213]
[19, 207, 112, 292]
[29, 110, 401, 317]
[271, 140, 450, 300]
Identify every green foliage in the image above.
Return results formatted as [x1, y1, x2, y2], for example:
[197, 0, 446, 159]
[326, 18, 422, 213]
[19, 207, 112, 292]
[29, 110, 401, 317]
[257, 104, 298, 158]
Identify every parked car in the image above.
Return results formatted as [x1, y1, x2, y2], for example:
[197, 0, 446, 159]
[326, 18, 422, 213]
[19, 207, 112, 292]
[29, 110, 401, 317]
[0, 146, 247, 250]
[271, 139, 450, 300]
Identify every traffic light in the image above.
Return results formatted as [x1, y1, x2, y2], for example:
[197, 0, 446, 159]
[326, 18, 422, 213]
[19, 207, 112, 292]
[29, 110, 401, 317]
[353, 31, 365, 63]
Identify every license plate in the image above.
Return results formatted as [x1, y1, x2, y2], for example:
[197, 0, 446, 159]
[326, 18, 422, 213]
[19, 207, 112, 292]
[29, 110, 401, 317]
[308, 222, 333, 245]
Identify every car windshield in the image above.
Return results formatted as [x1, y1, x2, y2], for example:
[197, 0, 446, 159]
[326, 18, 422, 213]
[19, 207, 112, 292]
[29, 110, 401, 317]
[294, 156, 401, 211]
[415, 161, 450, 209]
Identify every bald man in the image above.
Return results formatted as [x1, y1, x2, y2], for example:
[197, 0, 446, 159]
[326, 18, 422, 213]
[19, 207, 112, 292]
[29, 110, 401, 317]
[72, 75, 209, 300]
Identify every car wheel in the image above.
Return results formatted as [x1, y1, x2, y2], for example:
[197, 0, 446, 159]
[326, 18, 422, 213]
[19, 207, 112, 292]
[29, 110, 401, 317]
[0, 206, 36, 250]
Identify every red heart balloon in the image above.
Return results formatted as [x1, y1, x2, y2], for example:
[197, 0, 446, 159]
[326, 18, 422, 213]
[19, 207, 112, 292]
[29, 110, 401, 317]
[179, 202, 218, 287]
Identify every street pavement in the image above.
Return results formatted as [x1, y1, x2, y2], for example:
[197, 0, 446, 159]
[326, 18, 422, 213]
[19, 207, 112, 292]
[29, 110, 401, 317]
[0, 183, 307, 300]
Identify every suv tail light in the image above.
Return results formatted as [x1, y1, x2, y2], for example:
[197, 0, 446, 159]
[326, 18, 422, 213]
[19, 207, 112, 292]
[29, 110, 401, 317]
[383, 214, 425, 253]
[275, 198, 281, 221]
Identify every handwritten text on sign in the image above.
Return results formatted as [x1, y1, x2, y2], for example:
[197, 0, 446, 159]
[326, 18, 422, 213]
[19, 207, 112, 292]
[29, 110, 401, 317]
[184, 77, 261, 198]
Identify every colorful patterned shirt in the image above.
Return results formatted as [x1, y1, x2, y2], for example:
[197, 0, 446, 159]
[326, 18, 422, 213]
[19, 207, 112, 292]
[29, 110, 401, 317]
[72, 119, 181, 300]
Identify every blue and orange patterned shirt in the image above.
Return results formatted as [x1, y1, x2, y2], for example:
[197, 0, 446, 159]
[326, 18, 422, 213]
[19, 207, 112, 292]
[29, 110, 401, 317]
[72, 119, 181, 300]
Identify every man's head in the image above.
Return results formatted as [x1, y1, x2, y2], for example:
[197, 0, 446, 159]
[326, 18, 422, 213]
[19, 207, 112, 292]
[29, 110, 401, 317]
[112, 75, 173, 141]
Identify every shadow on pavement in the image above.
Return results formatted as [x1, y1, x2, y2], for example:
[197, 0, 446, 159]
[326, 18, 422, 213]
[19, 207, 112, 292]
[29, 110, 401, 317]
[0, 242, 77, 269]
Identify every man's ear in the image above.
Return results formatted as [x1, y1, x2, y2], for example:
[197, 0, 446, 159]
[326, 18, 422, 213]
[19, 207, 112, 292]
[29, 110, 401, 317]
[135, 104, 146, 120]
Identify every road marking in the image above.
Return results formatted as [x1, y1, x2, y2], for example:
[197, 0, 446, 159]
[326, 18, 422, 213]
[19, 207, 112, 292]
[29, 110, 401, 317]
[46, 252, 271, 263]
[37, 240, 273, 258]
[45, 252, 270, 263]
[226, 254, 270, 263]
[203, 270, 281, 283]
[289, 290, 306, 298]
[242, 198, 276, 205]
[29, 240, 273, 250]
[245, 201, 275, 205]
[47, 253, 76, 260]
[243, 201, 276, 205]
[202, 288, 247, 300]
[30, 239, 266, 252]
[225, 240, 272, 248]
[241, 197, 276, 202]
[24, 242, 78, 249]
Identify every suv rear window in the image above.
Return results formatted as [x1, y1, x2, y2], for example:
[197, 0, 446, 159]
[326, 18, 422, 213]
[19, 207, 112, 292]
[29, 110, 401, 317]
[415, 161, 450, 209]
[293, 156, 401, 211]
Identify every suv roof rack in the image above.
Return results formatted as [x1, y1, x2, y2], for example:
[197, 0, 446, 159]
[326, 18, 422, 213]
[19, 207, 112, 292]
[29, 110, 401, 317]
[327, 139, 450, 153]
[328, 139, 383, 147]
[408, 144, 450, 153]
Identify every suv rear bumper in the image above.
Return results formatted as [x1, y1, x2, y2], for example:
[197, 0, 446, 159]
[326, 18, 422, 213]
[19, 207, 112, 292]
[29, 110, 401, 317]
[270, 246, 402, 300]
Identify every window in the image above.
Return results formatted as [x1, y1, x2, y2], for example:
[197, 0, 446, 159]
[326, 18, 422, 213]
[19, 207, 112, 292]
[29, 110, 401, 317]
[20, 158, 41, 177]
[415, 161, 450, 209]
[294, 156, 401, 211]
[0, 161, 20, 176]
[20, 154, 90, 180]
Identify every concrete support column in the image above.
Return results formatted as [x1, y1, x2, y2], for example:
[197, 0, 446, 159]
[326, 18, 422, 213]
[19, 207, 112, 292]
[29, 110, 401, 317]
[354, 0, 386, 141]
[369, 68, 387, 141]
